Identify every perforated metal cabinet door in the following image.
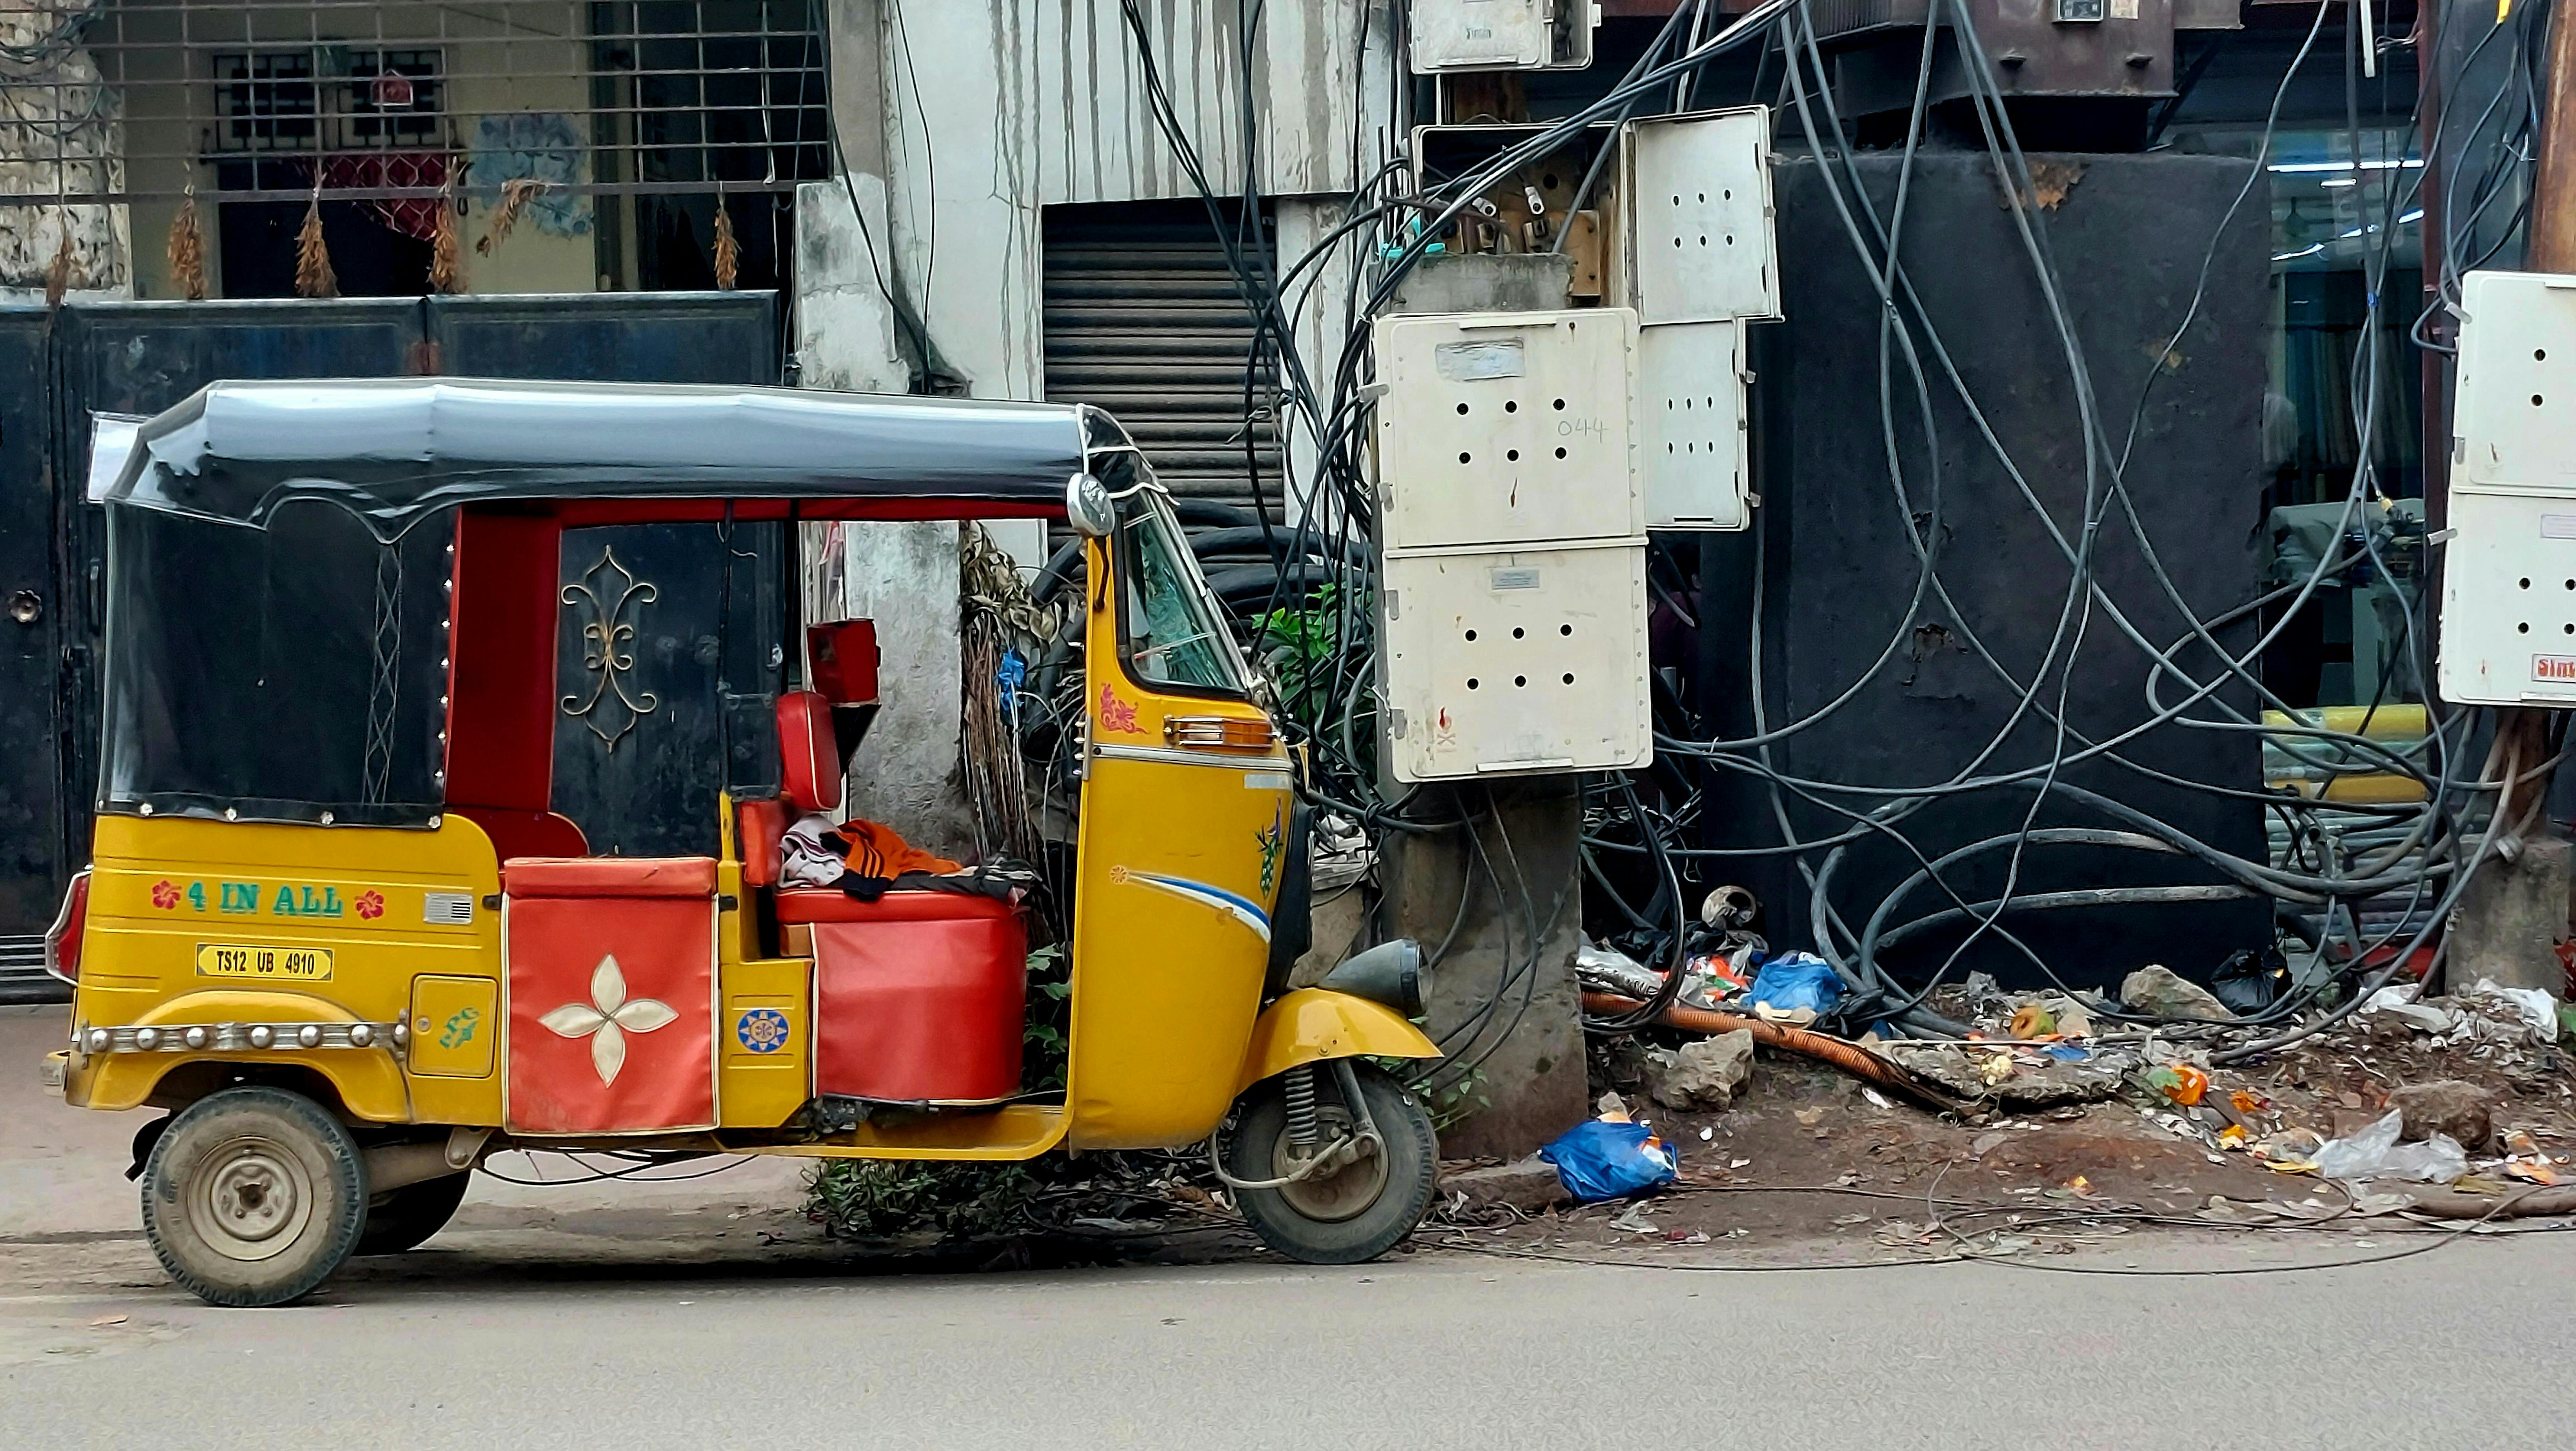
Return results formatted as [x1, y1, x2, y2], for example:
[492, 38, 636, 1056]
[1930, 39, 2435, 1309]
[1639, 321, 1751, 531]
[1372, 309, 1641, 553]
[2453, 271, 2576, 490]
[2434, 490, 2576, 706]
[1377, 544, 1653, 782]
[1619, 108, 1781, 326]
[1409, 0, 1550, 70]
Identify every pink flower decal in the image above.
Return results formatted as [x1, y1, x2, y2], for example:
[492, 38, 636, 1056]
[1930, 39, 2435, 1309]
[151, 880, 180, 910]
[354, 890, 385, 920]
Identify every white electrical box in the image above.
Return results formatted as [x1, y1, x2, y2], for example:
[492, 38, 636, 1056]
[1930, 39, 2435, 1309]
[1639, 320, 1749, 530]
[2453, 271, 2576, 489]
[1377, 543, 1652, 782]
[2434, 491, 2576, 705]
[2437, 271, 2576, 705]
[1372, 308, 1641, 552]
[1410, 0, 1598, 73]
[1619, 107, 1780, 326]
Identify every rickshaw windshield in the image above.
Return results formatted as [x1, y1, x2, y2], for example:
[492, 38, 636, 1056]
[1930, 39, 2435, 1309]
[1116, 488, 1246, 696]
[100, 500, 452, 826]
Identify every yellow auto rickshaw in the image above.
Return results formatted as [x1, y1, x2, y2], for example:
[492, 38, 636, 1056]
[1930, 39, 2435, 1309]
[40, 378, 1441, 1307]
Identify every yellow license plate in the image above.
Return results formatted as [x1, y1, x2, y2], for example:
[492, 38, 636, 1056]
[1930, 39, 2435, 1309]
[196, 943, 334, 981]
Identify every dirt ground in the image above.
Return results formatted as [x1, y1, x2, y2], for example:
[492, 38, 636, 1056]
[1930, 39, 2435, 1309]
[1436, 1015, 2576, 1257]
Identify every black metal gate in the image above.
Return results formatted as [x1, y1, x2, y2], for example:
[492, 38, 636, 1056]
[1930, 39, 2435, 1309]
[0, 291, 780, 1001]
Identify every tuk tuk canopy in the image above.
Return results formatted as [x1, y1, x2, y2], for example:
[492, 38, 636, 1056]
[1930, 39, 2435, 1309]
[98, 379, 1136, 832]
[104, 377, 1128, 538]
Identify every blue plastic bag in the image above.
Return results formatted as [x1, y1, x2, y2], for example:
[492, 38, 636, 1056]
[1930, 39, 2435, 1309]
[1748, 950, 1845, 1017]
[1539, 1119, 1679, 1202]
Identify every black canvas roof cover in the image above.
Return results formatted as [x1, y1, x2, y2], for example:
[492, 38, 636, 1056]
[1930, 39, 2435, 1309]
[104, 377, 1128, 537]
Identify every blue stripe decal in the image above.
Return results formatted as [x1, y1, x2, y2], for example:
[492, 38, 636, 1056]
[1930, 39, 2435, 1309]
[1126, 871, 1271, 943]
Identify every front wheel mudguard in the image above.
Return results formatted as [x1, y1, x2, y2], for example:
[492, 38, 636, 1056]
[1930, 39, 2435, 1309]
[1234, 988, 1438, 1096]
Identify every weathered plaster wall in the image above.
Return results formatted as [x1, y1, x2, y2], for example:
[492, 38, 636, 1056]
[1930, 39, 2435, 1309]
[1, 6, 130, 293]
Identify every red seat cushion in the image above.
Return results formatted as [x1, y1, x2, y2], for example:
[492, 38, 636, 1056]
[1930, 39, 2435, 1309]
[736, 798, 789, 888]
[778, 690, 840, 814]
[502, 856, 719, 899]
[775, 887, 1018, 925]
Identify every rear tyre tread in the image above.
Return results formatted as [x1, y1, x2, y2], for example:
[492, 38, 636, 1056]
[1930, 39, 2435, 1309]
[140, 1086, 367, 1309]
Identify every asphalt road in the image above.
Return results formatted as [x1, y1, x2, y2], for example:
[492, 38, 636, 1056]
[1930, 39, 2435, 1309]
[5, 1229, 2574, 1448]
[12, 1003, 2575, 1448]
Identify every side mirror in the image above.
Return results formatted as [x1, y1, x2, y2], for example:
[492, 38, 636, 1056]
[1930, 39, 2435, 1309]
[1066, 472, 1116, 538]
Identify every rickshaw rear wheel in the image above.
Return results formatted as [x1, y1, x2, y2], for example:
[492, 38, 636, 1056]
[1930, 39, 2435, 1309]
[1228, 1062, 1437, 1265]
[141, 1086, 367, 1308]
[356, 1171, 471, 1256]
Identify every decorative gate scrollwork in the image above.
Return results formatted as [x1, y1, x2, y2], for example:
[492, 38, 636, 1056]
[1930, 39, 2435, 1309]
[560, 546, 660, 752]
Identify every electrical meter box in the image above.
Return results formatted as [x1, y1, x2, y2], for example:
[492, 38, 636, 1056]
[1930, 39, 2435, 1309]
[1372, 308, 1641, 552]
[2451, 271, 2576, 490]
[1617, 107, 1780, 326]
[1639, 320, 1750, 530]
[1377, 543, 1651, 783]
[1410, 0, 1599, 73]
[2437, 271, 2576, 705]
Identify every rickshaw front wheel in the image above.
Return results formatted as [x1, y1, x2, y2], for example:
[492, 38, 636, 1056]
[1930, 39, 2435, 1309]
[1227, 1062, 1437, 1265]
[141, 1086, 368, 1308]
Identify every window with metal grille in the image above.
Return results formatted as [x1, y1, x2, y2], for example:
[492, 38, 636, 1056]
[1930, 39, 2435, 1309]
[212, 52, 318, 152]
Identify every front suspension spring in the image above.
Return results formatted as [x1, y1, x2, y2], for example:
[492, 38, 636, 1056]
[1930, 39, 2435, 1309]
[1283, 1063, 1321, 1148]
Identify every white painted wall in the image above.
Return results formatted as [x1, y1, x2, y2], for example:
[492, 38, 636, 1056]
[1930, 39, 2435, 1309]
[793, 2, 1394, 854]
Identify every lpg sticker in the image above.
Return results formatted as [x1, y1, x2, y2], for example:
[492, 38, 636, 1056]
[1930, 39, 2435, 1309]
[736, 1008, 792, 1055]
[440, 1007, 483, 1049]
[2535, 655, 2576, 684]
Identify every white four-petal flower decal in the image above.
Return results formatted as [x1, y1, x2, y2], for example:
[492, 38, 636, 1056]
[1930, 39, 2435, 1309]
[538, 954, 678, 1086]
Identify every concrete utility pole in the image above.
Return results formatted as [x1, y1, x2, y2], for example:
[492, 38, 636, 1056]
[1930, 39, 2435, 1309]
[2448, 0, 2576, 997]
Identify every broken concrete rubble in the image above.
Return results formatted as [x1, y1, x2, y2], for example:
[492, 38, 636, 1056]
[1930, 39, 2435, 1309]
[1439, 1157, 1572, 1214]
[1882, 1041, 2134, 1109]
[1645, 1030, 1755, 1111]
[2385, 1080, 2500, 1151]
[2120, 964, 2227, 1021]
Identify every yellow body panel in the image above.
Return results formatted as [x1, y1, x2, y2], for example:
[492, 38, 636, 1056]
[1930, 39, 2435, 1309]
[407, 977, 498, 1079]
[68, 988, 414, 1118]
[740, 1105, 1070, 1162]
[405, 975, 502, 1125]
[64, 813, 500, 1123]
[1236, 989, 1441, 1093]
[718, 957, 811, 1129]
[1065, 539, 1296, 1150]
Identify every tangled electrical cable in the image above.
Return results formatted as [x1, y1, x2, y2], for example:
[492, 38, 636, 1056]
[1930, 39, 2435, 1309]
[1068, 0, 2520, 1058]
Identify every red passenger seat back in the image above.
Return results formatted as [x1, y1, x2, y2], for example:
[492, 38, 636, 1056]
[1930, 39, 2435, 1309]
[737, 797, 790, 887]
[777, 690, 841, 815]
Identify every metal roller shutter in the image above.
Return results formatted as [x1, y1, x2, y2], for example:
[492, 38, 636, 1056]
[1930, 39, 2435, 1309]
[1042, 200, 1280, 520]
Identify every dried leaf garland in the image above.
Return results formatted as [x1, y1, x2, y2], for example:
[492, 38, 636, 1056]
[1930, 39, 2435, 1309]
[294, 195, 337, 299]
[711, 194, 739, 291]
[44, 217, 80, 310]
[427, 178, 463, 293]
[166, 188, 208, 301]
[477, 177, 548, 256]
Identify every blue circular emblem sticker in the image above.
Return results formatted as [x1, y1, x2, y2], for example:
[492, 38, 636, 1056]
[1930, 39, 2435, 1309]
[735, 1008, 791, 1054]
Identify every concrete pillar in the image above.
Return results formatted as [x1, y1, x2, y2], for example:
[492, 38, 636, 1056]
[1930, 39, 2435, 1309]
[797, 3, 972, 859]
[1383, 779, 1589, 1158]
[2450, 835, 2571, 999]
